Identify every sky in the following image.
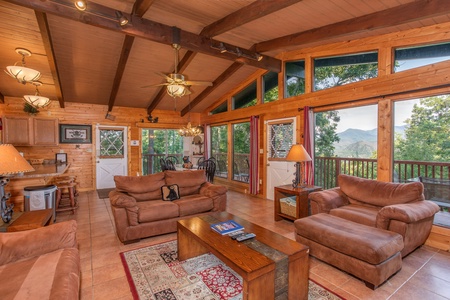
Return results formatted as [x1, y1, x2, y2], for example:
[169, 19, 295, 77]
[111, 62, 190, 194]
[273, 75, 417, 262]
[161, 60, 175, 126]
[335, 99, 420, 133]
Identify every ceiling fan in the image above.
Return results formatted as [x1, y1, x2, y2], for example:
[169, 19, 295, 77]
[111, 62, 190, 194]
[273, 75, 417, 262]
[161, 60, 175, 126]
[142, 42, 213, 98]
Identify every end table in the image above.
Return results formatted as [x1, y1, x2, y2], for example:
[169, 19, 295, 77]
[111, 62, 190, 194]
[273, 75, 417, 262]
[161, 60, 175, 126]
[274, 185, 322, 221]
[0, 209, 53, 232]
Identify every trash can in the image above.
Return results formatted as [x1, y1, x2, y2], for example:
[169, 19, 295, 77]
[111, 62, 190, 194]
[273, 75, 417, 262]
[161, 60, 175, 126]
[24, 185, 57, 222]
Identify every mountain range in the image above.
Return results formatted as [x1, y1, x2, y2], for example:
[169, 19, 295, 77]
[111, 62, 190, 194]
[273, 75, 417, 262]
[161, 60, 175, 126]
[333, 126, 406, 158]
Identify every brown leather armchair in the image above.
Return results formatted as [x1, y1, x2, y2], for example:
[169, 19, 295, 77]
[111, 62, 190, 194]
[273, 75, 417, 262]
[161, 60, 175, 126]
[309, 174, 440, 257]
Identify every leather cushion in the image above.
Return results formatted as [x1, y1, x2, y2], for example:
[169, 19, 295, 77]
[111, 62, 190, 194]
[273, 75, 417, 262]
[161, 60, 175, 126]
[294, 213, 403, 265]
[137, 200, 179, 222]
[330, 204, 379, 227]
[165, 170, 206, 196]
[338, 174, 424, 206]
[174, 194, 214, 216]
[114, 173, 165, 201]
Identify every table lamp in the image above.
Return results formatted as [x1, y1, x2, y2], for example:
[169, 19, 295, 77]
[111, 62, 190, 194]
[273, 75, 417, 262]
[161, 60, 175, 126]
[286, 144, 312, 188]
[0, 144, 35, 223]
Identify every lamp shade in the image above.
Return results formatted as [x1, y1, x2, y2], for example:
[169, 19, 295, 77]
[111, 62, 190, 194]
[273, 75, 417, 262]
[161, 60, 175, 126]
[167, 84, 187, 98]
[23, 94, 51, 108]
[286, 144, 312, 162]
[0, 144, 35, 175]
[5, 65, 41, 84]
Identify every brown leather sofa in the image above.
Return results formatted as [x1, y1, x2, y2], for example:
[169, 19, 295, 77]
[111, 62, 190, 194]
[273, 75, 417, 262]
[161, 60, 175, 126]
[309, 174, 440, 257]
[0, 220, 80, 299]
[109, 170, 227, 243]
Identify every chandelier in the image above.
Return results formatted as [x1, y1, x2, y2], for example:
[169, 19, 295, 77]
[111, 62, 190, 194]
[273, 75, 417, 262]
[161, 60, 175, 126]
[23, 82, 51, 109]
[178, 122, 202, 137]
[5, 48, 41, 84]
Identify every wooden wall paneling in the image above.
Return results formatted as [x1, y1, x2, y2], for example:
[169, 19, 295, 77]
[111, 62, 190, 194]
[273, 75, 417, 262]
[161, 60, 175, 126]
[377, 98, 393, 182]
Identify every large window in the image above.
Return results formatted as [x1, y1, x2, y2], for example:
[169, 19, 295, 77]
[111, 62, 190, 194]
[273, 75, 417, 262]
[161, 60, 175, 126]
[232, 81, 257, 110]
[210, 101, 227, 115]
[314, 105, 378, 189]
[393, 96, 450, 227]
[263, 71, 279, 103]
[285, 60, 305, 98]
[211, 125, 228, 178]
[394, 42, 450, 72]
[141, 129, 183, 174]
[314, 52, 378, 91]
[232, 122, 250, 182]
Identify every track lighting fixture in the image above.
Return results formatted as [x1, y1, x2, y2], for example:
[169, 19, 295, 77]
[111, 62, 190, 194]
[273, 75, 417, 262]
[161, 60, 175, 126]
[74, 0, 87, 11]
[210, 42, 264, 62]
[115, 11, 128, 26]
[147, 115, 158, 123]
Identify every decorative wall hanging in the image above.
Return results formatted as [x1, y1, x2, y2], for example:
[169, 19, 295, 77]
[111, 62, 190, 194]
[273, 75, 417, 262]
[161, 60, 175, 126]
[59, 124, 92, 144]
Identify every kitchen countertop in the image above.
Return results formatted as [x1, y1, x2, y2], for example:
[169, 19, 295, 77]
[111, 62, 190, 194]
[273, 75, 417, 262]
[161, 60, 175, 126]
[12, 163, 71, 179]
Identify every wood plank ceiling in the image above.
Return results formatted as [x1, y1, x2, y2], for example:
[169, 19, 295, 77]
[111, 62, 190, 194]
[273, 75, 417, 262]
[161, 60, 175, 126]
[1, 0, 450, 116]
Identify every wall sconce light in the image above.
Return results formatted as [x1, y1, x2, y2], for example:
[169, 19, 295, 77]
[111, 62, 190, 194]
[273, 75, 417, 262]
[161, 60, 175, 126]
[147, 115, 158, 123]
[74, 0, 87, 11]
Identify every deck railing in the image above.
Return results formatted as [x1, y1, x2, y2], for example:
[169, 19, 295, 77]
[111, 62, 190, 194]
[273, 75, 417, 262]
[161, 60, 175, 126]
[315, 157, 450, 208]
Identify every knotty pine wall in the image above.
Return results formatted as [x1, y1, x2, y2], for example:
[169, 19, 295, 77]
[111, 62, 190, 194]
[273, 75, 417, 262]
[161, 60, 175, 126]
[0, 97, 199, 193]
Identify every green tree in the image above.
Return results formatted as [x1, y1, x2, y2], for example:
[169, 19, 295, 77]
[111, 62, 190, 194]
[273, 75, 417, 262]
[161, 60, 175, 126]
[315, 111, 340, 157]
[395, 96, 450, 162]
[314, 63, 378, 90]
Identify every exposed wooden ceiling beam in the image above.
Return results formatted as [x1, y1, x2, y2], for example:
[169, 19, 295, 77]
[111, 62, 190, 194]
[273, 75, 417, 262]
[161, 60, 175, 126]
[6, 0, 281, 72]
[34, 11, 65, 108]
[255, 0, 450, 52]
[201, 0, 302, 37]
[132, 0, 155, 17]
[108, 35, 135, 112]
[180, 62, 244, 116]
[107, 0, 154, 112]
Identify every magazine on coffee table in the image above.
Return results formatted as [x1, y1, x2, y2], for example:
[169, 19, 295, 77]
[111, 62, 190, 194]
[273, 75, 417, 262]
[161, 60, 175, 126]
[210, 220, 244, 235]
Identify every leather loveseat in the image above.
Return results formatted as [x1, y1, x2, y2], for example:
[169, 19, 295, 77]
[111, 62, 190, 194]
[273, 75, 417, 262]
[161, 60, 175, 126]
[109, 170, 227, 243]
[0, 220, 80, 299]
[309, 174, 440, 257]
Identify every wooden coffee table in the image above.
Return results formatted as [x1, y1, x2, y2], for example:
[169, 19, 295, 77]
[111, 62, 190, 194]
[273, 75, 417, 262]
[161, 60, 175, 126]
[3, 209, 53, 232]
[177, 212, 309, 300]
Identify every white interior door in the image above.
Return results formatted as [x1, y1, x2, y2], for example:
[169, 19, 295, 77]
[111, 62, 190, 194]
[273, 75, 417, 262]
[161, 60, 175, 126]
[96, 125, 128, 189]
[266, 118, 296, 200]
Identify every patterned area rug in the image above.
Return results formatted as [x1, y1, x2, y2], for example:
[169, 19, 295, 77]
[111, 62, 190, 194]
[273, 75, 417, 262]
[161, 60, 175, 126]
[120, 240, 344, 300]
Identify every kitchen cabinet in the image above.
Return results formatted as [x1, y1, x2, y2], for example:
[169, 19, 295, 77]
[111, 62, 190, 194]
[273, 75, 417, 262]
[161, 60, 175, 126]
[2, 116, 59, 146]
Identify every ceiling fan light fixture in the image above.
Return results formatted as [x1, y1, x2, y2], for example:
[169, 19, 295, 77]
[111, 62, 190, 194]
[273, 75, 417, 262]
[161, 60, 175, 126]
[167, 84, 187, 98]
[5, 48, 41, 84]
[115, 11, 128, 26]
[74, 0, 87, 11]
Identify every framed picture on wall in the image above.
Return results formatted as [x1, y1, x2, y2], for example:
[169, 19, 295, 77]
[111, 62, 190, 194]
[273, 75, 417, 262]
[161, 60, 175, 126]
[59, 124, 92, 144]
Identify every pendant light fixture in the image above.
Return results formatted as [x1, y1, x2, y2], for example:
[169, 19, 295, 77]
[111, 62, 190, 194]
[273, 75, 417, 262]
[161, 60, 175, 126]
[5, 48, 41, 84]
[23, 82, 51, 109]
[179, 95, 202, 137]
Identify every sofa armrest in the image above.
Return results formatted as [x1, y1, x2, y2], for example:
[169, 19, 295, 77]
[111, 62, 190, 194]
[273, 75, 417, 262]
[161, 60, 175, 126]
[309, 187, 349, 214]
[0, 220, 77, 266]
[200, 182, 227, 211]
[376, 200, 440, 230]
[109, 190, 137, 208]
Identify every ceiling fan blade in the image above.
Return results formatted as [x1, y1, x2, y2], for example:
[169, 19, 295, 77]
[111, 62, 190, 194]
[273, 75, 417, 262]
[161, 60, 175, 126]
[141, 83, 169, 88]
[185, 80, 213, 86]
[155, 71, 173, 82]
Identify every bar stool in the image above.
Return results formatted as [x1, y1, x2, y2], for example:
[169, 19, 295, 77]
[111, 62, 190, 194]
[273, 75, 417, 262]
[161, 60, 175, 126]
[54, 176, 78, 213]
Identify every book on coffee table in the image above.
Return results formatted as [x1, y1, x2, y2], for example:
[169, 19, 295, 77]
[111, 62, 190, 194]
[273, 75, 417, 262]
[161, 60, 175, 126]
[210, 220, 244, 235]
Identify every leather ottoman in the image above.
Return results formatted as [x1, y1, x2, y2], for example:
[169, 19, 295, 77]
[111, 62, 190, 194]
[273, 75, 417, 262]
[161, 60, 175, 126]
[294, 213, 403, 289]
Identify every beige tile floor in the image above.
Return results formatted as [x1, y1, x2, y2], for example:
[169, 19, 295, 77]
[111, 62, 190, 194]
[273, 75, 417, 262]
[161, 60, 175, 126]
[57, 190, 450, 300]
